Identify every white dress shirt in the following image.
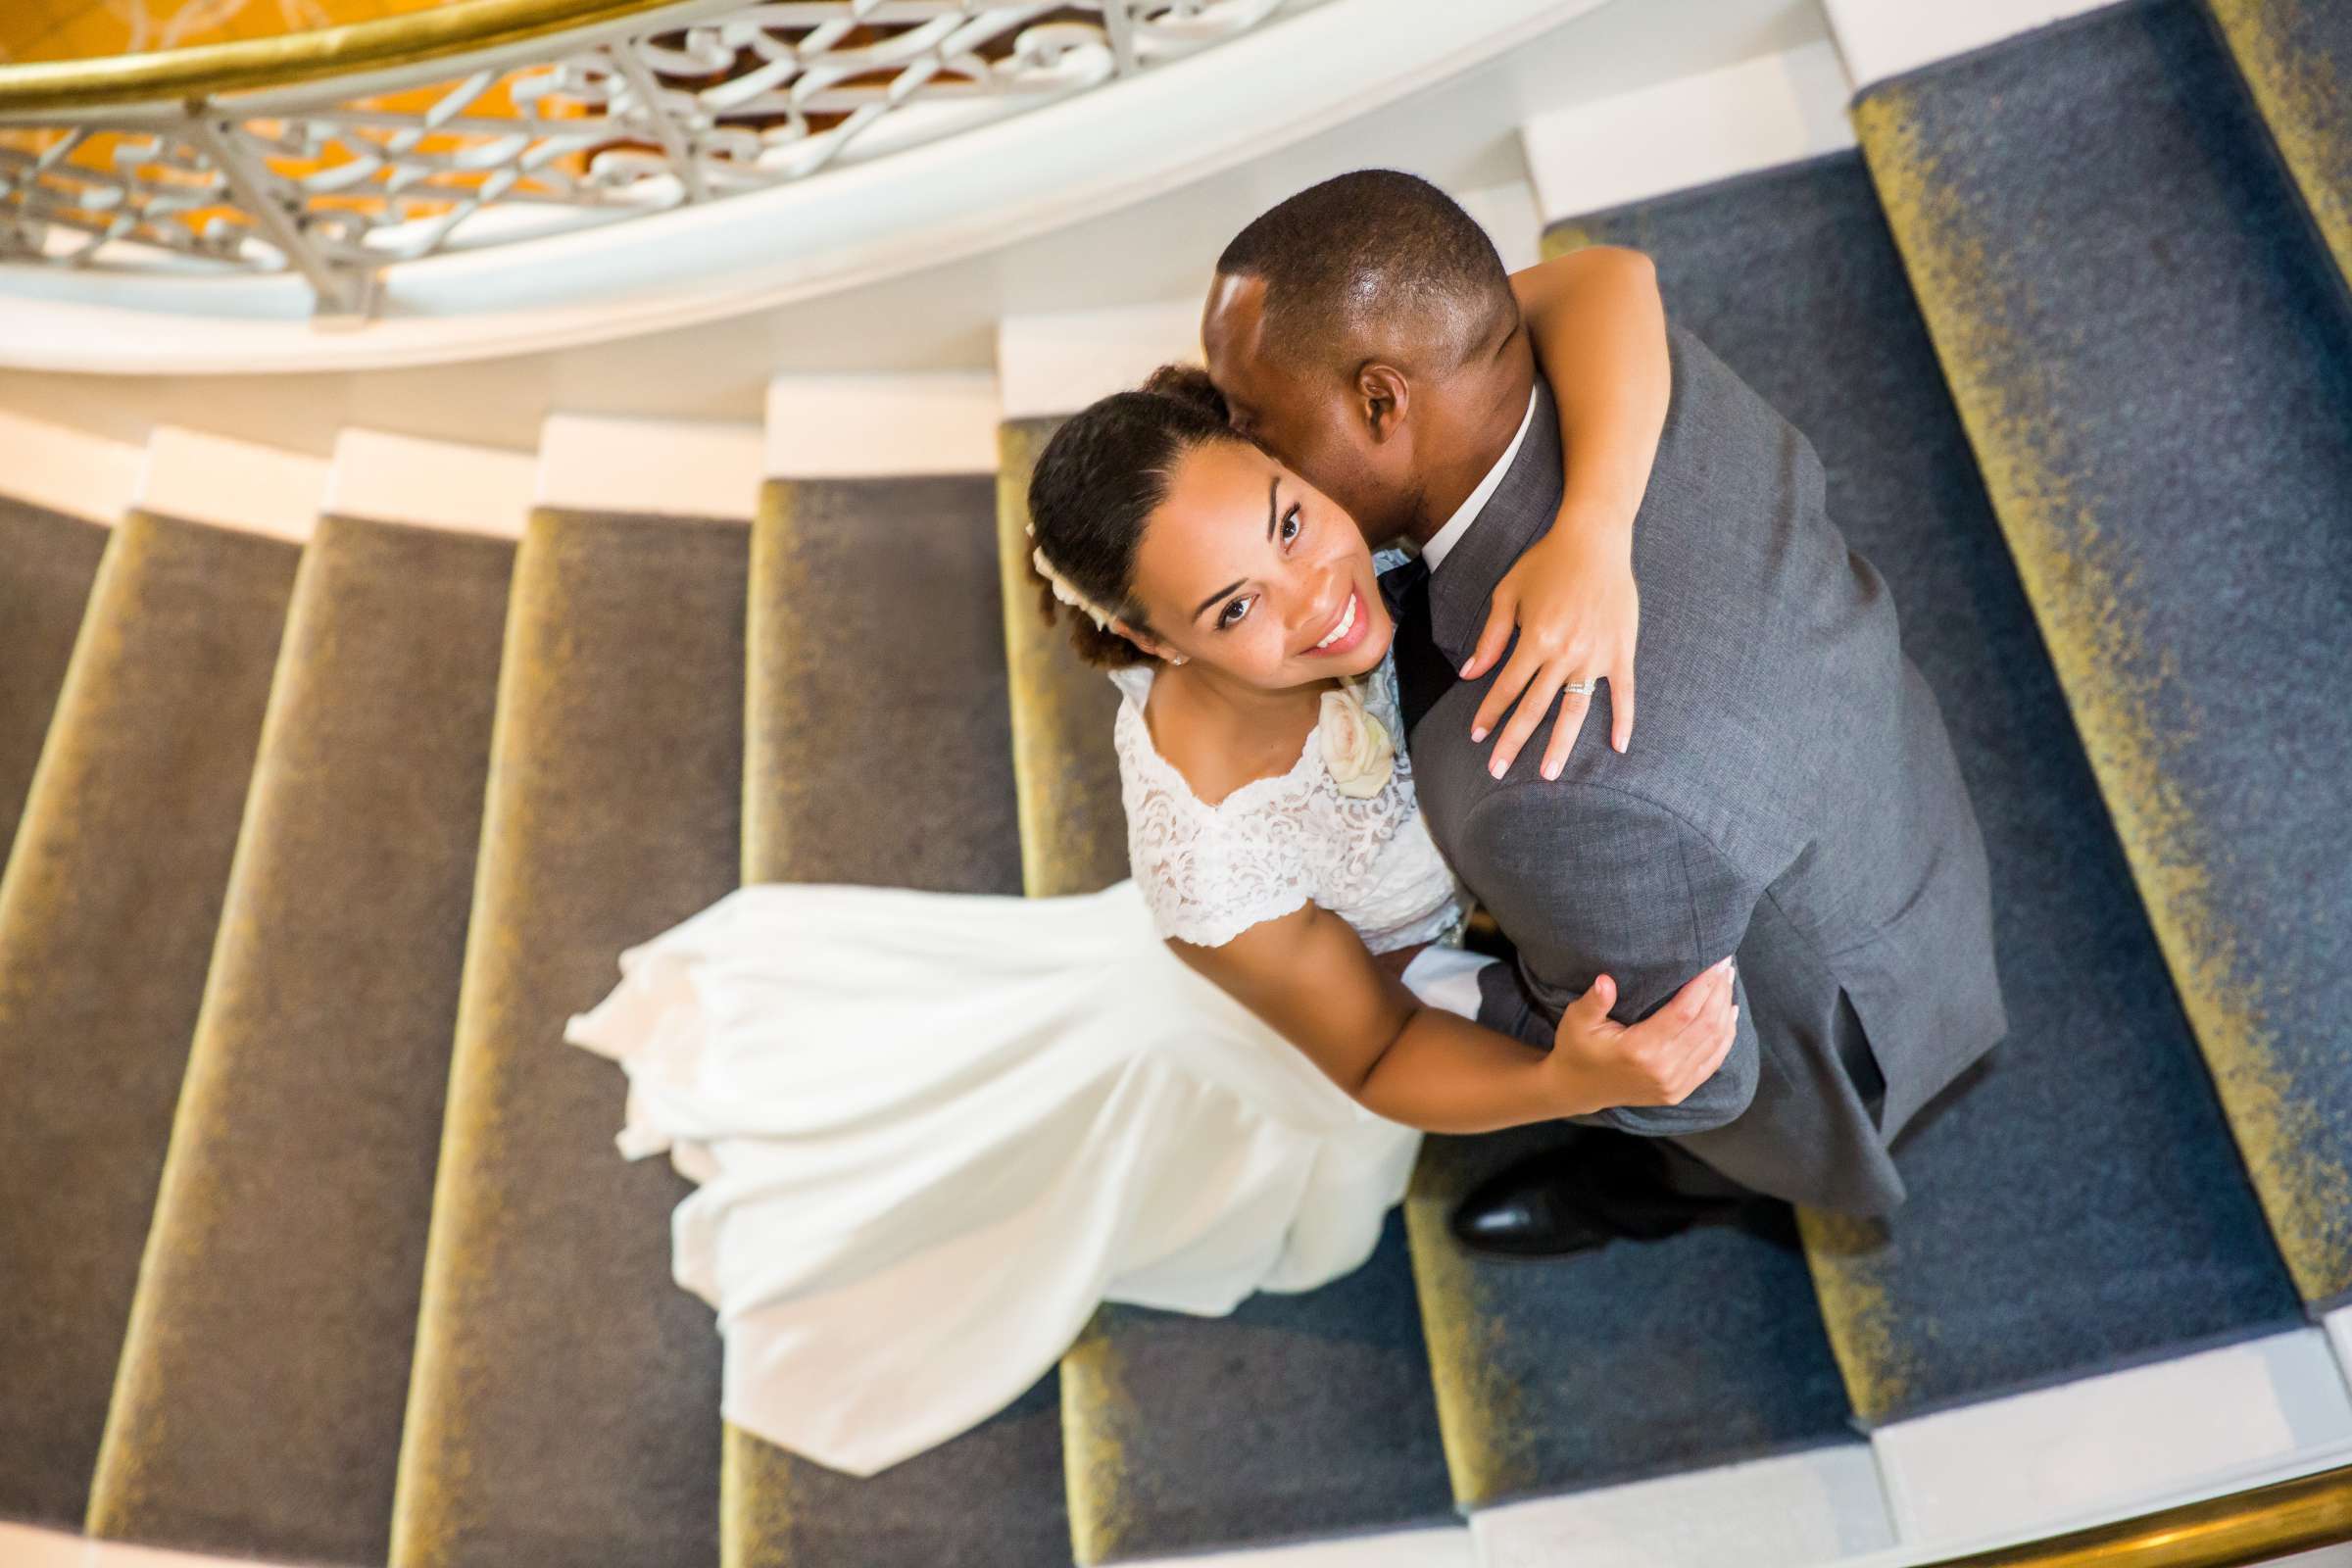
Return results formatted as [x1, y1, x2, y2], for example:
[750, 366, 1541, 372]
[1396, 384, 1540, 1017]
[1417, 382, 1540, 572]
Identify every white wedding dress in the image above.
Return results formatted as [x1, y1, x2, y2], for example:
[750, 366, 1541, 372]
[563, 636, 1476, 1479]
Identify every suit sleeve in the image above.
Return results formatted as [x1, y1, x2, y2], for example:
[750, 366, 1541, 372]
[1462, 781, 1766, 1136]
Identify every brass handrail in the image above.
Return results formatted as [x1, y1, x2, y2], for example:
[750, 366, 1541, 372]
[1923, 1461, 2352, 1568]
[0, 0, 675, 116]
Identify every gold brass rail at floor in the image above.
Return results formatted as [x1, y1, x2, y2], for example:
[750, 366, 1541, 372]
[1927, 1461, 2352, 1568]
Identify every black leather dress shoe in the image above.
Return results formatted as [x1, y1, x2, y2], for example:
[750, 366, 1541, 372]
[1448, 1152, 1617, 1258]
[1447, 1138, 1752, 1259]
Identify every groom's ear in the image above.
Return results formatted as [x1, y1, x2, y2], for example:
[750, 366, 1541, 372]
[1355, 363, 1409, 445]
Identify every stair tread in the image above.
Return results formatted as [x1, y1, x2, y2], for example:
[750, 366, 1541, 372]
[1856, 0, 2352, 1308]
[725, 472, 1065, 1567]
[0, 514, 299, 1528]
[1067, 1218, 1454, 1563]
[1406, 1127, 1853, 1508]
[387, 510, 738, 1568]
[1567, 139, 2303, 1423]
[997, 419, 1128, 904]
[0, 498, 108, 864]
[86, 516, 514, 1566]
[2209, 0, 2352, 292]
[747, 476, 1025, 897]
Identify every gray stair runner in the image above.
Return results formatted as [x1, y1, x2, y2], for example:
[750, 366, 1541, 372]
[386, 509, 741, 1568]
[1406, 1131, 1853, 1507]
[724, 471, 1067, 1567]
[1852, 0, 2352, 1312]
[85, 514, 514, 1564]
[0, 512, 298, 1527]
[2208, 0, 2352, 296]
[1555, 128, 2301, 1424]
[0, 498, 107, 859]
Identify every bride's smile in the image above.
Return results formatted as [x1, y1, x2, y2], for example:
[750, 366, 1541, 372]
[1123, 436, 1395, 690]
[1304, 587, 1367, 658]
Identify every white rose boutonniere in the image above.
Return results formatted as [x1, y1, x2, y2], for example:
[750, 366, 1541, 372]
[1319, 680, 1396, 800]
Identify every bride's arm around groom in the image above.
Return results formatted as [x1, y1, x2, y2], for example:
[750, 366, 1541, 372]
[1170, 894, 1740, 1137]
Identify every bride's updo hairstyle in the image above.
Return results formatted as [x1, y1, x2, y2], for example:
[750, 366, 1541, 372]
[1025, 364, 1245, 667]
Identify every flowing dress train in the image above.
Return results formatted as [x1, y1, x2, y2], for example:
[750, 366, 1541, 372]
[564, 640, 1471, 1477]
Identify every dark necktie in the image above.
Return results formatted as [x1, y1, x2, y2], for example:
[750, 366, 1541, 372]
[1378, 555, 1454, 738]
[1376, 553, 1426, 619]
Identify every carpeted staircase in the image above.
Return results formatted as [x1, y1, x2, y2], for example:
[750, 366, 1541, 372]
[382, 490, 746, 1568]
[1, 498, 304, 1534]
[725, 428, 1069, 1568]
[89, 507, 512, 1565]
[1849, 0, 2352, 1328]
[2206, 0, 2352, 299]
[1, 1, 2348, 1563]
[1551, 32, 2304, 1433]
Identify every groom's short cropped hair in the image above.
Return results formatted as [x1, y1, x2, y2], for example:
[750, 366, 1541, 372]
[1215, 170, 1517, 374]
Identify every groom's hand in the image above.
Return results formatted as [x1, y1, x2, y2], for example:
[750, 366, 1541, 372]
[1545, 956, 1738, 1117]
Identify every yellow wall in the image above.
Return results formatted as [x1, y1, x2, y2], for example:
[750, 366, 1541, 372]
[0, 0, 461, 65]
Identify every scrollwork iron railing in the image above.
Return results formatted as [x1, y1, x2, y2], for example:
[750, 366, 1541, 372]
[0, 0, 1291, 315]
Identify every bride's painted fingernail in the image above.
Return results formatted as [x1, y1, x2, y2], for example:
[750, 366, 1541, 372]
[1470, 724, 1489, 742]
[1490, 754, 1508, 779]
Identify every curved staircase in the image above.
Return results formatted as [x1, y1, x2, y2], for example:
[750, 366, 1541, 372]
[4, 1, 2352, 1565]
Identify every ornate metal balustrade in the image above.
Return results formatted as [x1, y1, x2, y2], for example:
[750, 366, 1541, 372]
[0, 0, 1292, 315]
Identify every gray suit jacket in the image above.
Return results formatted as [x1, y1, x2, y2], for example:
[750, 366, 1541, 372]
[1392, 322, 2007, 1216]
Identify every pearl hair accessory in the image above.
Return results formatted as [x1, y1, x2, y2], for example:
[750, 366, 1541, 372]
[1025, 522, 1118, 631]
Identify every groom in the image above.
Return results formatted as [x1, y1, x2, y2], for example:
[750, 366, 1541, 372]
[1200, 171, 2009, 1254]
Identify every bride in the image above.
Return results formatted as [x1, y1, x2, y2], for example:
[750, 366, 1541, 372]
[562, 246, 1738, 1478]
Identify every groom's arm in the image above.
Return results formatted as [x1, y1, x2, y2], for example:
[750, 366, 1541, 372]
[1459, 783, 1765, 1136]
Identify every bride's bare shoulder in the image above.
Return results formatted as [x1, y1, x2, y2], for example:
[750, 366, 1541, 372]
[1139, 669, 1314, 810]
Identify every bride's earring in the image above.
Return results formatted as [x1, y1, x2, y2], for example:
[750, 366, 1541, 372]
[1169, 655, 1189, 665]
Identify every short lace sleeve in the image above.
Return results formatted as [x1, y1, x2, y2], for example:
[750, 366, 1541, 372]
[1111, 668, 1319, 947]
[1106, 655, 1465, 956]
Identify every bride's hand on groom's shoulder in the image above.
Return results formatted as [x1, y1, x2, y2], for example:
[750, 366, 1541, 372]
[1462, 513, 1641, 782]
[1545, 956, 1737, 1117]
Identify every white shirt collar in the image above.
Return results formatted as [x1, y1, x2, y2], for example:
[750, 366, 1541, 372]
[1418, 382, 1540, 572]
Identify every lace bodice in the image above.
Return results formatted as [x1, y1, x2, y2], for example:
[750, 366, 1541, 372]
[1110, 602, 1470, 956]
